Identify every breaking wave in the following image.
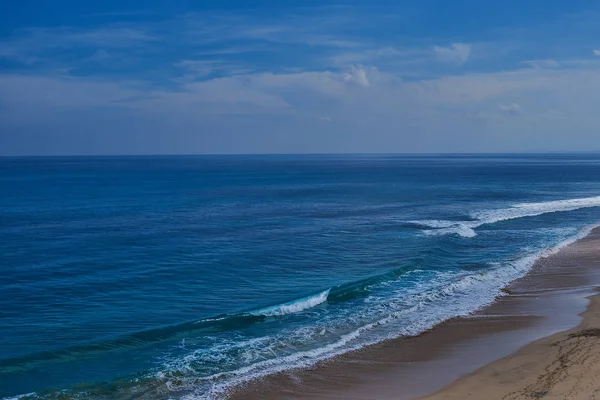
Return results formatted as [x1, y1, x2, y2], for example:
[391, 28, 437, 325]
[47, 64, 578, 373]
[412, 195, 600, 237]
[250, 290, 330, 317]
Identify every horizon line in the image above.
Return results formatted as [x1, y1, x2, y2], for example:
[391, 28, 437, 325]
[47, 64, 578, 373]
[2, 151, 600, 158]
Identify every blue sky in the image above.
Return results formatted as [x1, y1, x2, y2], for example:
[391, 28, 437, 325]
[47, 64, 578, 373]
[1, 0, 600, 155]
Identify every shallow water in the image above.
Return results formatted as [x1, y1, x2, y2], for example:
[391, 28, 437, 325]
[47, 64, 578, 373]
[1, 154, 600, 399]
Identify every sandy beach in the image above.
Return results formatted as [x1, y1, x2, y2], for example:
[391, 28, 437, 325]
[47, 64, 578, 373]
[421, 292, 600, 400]
[422, 231, 600, 400]
[231, 227, 600, 400]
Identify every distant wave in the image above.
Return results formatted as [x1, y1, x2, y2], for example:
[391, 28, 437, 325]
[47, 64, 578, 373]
[411, 195, 600, 237]
[475, 196, 600, 224]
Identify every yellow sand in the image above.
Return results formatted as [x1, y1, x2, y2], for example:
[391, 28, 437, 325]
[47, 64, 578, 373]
[421, 293, 600, 400]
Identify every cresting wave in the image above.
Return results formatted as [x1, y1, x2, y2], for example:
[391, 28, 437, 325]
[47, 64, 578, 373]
[411, 195, 600, 237]
[249, 290, 330, 316]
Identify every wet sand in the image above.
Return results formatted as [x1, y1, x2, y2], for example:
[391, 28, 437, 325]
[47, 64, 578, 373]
[230, 227, 600, 400]
[421, 231, 600, 400]
[420, 293, 600, 400]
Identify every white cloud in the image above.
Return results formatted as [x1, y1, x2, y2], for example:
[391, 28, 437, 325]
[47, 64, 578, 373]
[594, 50, 600, 56]
[4, 56, 600, 154]
[172, 60, 256, 83]
[499, 103, 523, 115]
[343, 65, 371, 86]
[522, 59, 559, 69]
[433, 43, 471, 65]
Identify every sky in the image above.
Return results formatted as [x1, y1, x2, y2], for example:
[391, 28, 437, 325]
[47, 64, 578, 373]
[1, 0, 600, 155]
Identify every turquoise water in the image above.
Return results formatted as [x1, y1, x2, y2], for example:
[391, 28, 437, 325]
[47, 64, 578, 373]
[1, 154, 600, 399]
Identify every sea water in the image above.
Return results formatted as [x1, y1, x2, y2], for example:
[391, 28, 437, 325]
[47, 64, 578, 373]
[1, 154, 600, 399]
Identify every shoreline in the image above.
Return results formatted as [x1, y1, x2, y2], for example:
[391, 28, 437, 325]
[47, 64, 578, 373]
[420, 290, 600, 400]
[420, 229, 600, 400]
[229, 226, 600, 400]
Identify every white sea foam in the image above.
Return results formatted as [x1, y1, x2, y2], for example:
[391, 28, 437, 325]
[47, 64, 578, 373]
[412, 195, 600, 237]
[161, 224, 599, 400]
[250, 289, 330, 317]
[475, 196, 600, 225]
[420, 222, 477, 238]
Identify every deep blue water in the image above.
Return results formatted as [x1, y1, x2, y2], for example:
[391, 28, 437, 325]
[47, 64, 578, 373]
[1, 154, 600, 399]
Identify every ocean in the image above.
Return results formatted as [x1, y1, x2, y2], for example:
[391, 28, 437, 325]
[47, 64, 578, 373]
[1, 154, 600, 399]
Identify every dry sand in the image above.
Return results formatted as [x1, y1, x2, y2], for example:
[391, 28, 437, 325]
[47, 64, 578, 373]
[420, 293, 600, 400]
[421, 237, 600, 400]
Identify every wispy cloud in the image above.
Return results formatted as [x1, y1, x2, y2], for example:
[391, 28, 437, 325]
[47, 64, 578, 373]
[432, 43, 471, 65]
[499, 103, 523, 115]
[0, 7, 446, 79]
[2, 26, 153, 52]
[522, 59, 559, 69]
[174, 59, 255, 81]
[4, 59, 600, 153]
[0, 26, 154, 66]
[343, 65, 371, 86]
[328, 47, 415, 67]
[175, 59, 219, 75]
